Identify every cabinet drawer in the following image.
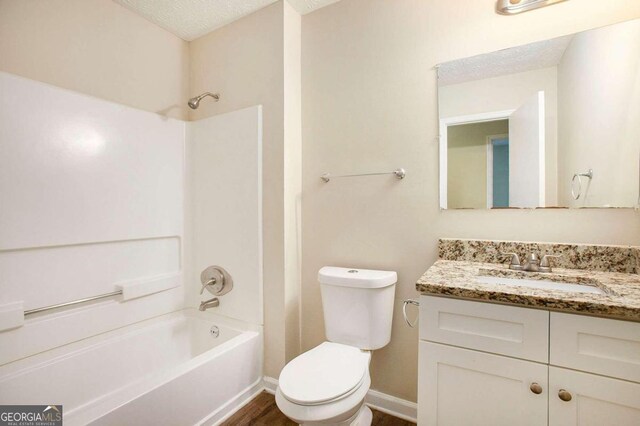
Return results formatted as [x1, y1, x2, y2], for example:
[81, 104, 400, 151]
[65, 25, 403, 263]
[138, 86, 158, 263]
[550, 313, 640, 382]
[420, 295, 549, 362]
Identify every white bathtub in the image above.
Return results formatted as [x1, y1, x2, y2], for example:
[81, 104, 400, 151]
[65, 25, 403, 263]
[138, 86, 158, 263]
[0, 309, 263, 425]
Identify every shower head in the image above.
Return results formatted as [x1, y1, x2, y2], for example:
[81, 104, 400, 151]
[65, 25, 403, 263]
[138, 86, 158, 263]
[188, 92, 220, 109]
[497, 0, 567, 15]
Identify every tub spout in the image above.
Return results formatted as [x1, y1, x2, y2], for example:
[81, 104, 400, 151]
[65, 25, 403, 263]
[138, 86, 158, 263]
[199, 297, 219, 311]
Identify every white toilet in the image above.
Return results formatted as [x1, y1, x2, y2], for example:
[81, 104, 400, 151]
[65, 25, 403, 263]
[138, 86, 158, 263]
[276, 266, 397, 425]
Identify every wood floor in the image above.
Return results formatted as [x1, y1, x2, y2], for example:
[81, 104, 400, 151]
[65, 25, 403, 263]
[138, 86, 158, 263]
[220, 392, 415, 426]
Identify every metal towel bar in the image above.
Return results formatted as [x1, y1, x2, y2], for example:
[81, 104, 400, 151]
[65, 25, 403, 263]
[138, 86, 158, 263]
[24, 290, 123, 316]
[321, 168, 405, 183]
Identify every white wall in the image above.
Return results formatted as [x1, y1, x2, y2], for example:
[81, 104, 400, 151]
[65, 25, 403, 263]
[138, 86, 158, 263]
[185, 106, 264, 325]
[557, 19, 640, 207]
[301, 0, 640, 402]
[439, 67, 559, 206]
[0, 72, 185, 365]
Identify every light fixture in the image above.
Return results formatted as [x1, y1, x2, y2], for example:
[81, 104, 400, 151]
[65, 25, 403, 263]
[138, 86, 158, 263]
[497, 0, 568, 15]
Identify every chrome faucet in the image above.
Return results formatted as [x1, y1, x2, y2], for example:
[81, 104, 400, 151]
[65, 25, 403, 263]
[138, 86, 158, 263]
[523, 253, 541, 272]
[199, 297, 219, 311]
[502, 252, 560, 273]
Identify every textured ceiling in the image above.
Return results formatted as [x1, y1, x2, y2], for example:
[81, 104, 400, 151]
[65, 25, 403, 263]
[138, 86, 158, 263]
[287, 0, 342, 14]
[438, 35, 574, 86]
[114, 0, 342, 41]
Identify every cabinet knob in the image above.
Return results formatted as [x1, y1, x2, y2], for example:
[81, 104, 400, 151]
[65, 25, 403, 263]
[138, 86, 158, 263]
[529, 383, 543, 394]
[558, 389, 572, 402]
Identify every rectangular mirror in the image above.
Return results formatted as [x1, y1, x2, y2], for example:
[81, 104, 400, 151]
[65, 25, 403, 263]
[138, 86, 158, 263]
[438, 19, 640, 209]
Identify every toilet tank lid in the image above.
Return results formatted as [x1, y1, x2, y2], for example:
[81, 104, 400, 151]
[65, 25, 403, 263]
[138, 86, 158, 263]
[318, 266, 397, 288]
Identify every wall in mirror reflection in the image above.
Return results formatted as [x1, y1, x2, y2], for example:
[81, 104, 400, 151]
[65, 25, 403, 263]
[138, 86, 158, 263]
[438, 18, 640, 209]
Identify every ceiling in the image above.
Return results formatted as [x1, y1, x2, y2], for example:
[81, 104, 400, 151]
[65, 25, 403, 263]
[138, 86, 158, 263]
[438, 35, 574, 86]
[114, 0, 342, 41]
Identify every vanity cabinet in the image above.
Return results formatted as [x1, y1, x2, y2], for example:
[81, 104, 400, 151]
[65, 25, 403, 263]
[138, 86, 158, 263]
[418, 295, 640, 426]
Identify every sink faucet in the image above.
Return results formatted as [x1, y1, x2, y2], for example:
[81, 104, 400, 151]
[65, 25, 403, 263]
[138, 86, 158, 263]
[502, 253, 560, 273]
[199, 296, 219, 311]
[523, 253, 540, 272]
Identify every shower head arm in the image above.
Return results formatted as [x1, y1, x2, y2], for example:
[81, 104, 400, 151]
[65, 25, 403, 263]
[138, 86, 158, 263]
[194, 92, 220, 102]
[188, 92, 220, 109]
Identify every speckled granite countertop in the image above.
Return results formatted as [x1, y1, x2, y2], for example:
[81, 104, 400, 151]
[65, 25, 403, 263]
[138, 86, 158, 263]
[416, 239, 640, 322]
[416, 260, 640, 321]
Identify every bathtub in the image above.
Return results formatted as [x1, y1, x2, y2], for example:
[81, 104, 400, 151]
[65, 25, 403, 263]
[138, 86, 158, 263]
[0, 309, 263, 425]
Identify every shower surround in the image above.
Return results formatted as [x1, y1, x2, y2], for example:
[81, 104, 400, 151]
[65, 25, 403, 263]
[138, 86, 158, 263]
[0, 71, 264, 424]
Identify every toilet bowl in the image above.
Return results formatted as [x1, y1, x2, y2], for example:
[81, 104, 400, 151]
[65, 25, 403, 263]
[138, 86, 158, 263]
[276, 267, 397, 425]
[275, 342, 372, 425]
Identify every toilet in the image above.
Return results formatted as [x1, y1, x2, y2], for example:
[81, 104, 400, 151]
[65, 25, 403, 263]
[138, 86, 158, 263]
[276, 266, 397, 425]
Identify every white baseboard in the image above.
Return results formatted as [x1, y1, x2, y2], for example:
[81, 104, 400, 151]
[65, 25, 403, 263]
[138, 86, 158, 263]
[199, 378, 264, 426]
[261, 376, 417, 423]
[263, 375, 278, 394]
[364, 388, 417, 423]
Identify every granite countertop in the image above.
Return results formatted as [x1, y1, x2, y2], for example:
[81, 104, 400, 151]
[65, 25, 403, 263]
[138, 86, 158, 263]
[416, 259, 640, 322]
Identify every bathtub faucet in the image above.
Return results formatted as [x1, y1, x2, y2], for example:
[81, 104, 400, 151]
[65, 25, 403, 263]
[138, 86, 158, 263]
[199, 297, 220, 311]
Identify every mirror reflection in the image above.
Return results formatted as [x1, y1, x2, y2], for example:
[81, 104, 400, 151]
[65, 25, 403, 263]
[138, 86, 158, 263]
[438, 19, 640, 209]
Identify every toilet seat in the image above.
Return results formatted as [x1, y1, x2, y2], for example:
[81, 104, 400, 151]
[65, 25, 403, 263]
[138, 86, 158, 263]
[279, 342, 370, 406]
[275, 376, 371, 425]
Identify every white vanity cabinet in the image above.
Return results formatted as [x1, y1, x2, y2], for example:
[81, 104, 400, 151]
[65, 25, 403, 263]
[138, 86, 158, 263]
[418, 295, 640, 426]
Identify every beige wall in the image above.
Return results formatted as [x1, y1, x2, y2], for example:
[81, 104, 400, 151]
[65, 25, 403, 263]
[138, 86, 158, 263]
[440, 67, 559, 205]
[283, 1, 303, 363]
[448, 120, 509, 209]
[301, 0, 640, 402]
[557, 19, 640, 207]
[189, 1, 302, 378]
[0, 0, 189, 119]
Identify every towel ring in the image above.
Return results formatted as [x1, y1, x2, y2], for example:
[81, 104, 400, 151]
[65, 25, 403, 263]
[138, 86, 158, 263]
[402, 299, 420, 328]
[571, 169, 593, 200]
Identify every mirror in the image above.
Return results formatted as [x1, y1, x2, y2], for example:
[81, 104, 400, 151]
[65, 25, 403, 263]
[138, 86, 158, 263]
[438, 19, 640, 209]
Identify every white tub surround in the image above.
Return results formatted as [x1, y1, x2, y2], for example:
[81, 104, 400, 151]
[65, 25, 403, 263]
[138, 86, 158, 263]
[0, 310, 263, 426]
[0, 71, 185, 361]
[0, 72, 265, 424]
[186, 106, 264, 325]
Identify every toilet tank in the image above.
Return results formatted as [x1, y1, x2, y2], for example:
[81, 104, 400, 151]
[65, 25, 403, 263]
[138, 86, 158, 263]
[318, 266, 397, 350]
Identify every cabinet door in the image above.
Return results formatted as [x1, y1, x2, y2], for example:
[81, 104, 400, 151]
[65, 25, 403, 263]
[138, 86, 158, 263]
[549, 366, 640, 426]
[418, 341, 548, 426]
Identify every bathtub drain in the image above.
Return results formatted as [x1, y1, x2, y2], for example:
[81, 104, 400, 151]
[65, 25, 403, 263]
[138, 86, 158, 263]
[210, 325, 220, 338]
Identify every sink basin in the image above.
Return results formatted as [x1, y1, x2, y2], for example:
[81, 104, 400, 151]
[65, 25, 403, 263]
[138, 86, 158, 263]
[476, 275, 606, 295]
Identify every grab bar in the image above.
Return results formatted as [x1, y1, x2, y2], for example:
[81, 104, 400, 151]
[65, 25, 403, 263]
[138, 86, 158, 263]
[24, 290, 123, 316]
[0, 273, 181, 332]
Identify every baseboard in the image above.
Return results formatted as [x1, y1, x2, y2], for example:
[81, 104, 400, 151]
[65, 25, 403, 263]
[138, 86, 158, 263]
[198, 378, 264, 426]
[364, 388, 417, 423]
[263, 375, 278, 394]
[261, 376, 417, 423]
